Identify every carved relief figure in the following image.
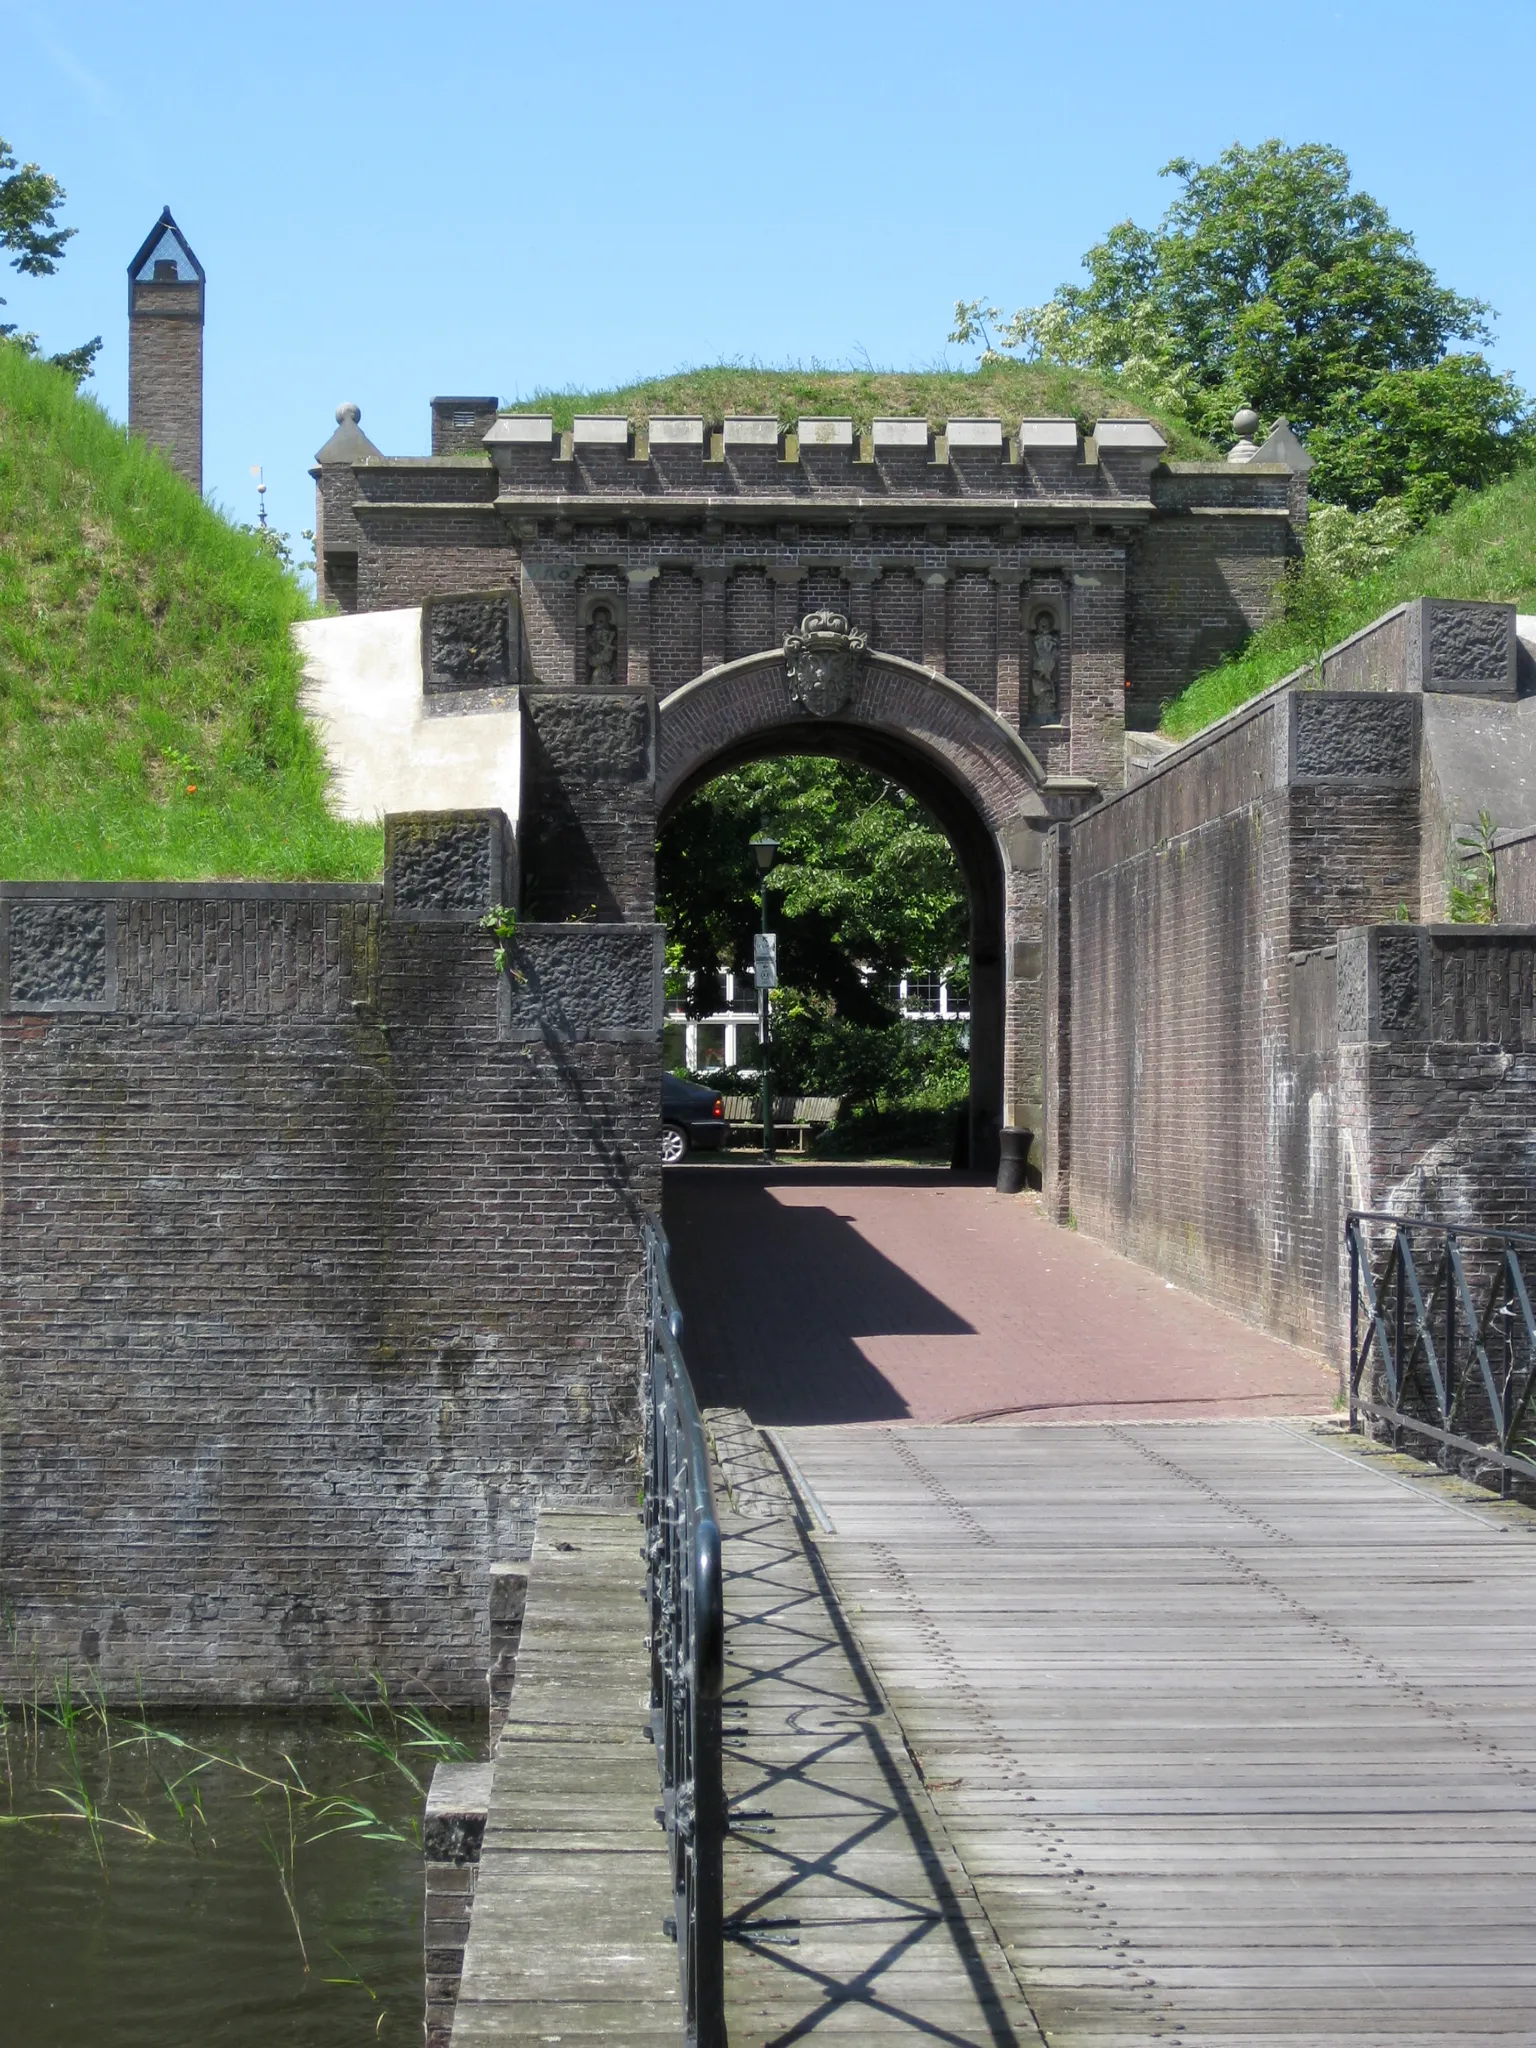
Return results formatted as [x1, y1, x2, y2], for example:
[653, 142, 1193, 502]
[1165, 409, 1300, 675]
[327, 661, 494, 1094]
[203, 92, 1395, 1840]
[1029, 612, 1061, 721]
[586, 603, 618, 687]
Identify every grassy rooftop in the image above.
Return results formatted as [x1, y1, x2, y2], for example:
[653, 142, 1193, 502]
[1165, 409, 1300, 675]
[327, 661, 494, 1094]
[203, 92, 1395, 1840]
[1161, 462, 1536, 739]
[513, 362, 1215, 457]
[0, 343, 381, 882]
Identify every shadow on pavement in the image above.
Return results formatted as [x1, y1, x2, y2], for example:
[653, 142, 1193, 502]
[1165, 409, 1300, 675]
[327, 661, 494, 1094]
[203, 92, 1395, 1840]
[663, 1166, 976, 1426]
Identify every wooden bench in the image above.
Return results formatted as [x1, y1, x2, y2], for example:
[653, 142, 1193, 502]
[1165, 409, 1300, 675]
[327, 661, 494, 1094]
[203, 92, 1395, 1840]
[722, 1093, 840, 1152]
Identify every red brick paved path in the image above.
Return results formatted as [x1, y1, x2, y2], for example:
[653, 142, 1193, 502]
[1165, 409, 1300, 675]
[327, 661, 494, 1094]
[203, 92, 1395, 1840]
[663, 1165, 1337, 1427]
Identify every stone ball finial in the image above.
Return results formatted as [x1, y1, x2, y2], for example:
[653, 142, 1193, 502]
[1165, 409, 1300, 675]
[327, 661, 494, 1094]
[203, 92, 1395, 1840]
[336, 402, 362, 426]
[1231, 406, 1260, 438]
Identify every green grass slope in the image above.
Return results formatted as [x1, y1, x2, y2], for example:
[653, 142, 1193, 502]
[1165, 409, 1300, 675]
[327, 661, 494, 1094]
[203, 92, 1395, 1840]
[1162, 464, 1536, 739]
[0, 344, 381, 881]
[519, 361, 1212, 455]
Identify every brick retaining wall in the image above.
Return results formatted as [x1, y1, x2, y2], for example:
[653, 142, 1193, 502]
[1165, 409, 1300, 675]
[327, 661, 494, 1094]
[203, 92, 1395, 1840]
[0, 816, 661, 1704]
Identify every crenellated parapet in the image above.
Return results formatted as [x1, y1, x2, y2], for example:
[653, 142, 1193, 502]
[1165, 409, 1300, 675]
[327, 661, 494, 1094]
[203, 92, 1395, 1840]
[312, 396, 1309, 782]
[469, 411, 1174, 512]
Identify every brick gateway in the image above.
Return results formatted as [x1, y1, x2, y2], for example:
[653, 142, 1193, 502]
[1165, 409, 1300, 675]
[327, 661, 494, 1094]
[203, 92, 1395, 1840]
[308, 398, 1309, 1165]
[14, 372, 1536, 1706]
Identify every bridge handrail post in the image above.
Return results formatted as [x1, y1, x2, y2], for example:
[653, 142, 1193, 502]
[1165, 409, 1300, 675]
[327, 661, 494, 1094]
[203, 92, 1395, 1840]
[642, 1215, 726, 2047]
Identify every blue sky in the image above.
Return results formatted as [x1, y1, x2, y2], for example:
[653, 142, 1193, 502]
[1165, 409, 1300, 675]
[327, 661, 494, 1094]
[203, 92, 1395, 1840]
[5, 0, 1534, 549]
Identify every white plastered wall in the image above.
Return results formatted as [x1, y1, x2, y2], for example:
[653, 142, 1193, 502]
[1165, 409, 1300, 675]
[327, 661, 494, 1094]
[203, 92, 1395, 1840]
[294, 609, 521, 823]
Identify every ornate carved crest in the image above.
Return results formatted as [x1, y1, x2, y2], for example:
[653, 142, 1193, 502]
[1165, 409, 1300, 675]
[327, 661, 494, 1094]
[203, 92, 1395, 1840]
[783, 610, 866, 718]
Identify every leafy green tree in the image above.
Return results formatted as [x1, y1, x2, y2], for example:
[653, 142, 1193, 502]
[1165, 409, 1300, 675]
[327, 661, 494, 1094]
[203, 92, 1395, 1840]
[953, 140, 1529, 510]
[658, 756, 967, 1021]
[1306, 355, 1530, 517]
[658, 757, 970, 1109]
[0, 134, 100, 383]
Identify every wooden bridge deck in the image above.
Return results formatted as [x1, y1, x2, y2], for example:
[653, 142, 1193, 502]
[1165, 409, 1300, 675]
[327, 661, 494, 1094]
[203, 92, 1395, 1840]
[778, 1420, 1536, 2046]
[709, 1405, 1043, 2044]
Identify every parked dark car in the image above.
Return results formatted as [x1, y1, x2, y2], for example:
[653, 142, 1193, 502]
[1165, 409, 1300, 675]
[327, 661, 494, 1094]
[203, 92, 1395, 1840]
[662, 1073, 728, 1163]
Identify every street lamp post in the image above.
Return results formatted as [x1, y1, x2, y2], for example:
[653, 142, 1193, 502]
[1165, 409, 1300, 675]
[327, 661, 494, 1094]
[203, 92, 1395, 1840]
[749, 831, 779, 1163]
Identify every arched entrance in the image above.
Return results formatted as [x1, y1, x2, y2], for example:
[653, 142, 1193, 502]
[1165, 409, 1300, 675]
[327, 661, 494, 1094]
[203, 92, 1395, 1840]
[657, 640, 1051, 1175]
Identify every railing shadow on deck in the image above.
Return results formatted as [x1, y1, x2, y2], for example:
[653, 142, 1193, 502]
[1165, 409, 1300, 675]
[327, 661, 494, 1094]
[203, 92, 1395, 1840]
[719, 1508, 1030, 2045]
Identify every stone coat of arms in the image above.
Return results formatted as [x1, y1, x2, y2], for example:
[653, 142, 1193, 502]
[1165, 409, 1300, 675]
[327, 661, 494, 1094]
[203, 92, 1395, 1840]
[783, 610, 866, 718]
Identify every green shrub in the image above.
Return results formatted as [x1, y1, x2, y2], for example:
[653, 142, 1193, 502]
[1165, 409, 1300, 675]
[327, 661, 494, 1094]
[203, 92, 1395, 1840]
[1161, 456, 1536, 738]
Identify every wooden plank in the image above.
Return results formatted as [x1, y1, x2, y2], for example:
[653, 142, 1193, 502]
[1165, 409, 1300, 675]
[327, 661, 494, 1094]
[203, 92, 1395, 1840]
[453, 1509, 680, 2044]
[781, 1419, 1536, 2045]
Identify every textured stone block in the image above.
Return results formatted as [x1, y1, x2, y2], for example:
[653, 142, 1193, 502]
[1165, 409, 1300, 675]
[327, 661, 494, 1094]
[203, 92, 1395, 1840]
[1374, 927, 1426, 1035]
[1289, 692, 1419, 783]
[385, 810, 512, 920]
[1336, 930, 1371, 1042]
[422, 590, 518, 694]
[1414, 598, 1516, 697]
[4, 897, 115, 1010]
[500, 925, 662, 1041]
[524, 694, 649, 778]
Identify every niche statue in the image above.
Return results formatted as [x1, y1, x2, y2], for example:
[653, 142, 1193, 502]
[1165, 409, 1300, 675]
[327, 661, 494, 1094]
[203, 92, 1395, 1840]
[586, 604, 618, 687]
[1030, 614, 1060, 720]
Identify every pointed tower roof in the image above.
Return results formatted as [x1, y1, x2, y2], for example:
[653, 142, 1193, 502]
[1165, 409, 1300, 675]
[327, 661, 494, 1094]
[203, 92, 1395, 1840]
[127, 207, 205, 290]
[315, 402, 384, 466]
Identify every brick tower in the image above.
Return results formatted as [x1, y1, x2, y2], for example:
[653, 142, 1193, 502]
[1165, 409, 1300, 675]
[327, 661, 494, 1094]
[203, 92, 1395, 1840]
[127, 208, 205, 491]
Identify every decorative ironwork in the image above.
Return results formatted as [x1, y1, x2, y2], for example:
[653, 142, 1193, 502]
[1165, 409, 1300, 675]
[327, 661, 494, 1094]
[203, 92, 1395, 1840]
[642, 1217, 725, 2046]
[783, 609, 866, 717]
[1347, 1210, 1536, 1488]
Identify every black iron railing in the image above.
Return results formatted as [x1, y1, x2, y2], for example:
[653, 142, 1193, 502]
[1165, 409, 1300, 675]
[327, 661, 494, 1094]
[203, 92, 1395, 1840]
[642, 1218, 725, 2047]
[1347, 1210, 1536, 1488]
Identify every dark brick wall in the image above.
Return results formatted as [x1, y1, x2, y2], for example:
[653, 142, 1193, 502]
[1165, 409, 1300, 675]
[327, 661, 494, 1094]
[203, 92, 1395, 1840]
[801, 565, 850, 622]
[0, 819, 661, 1705]
[652, 567, 702, 692]
[872, 570, 924, 663]
[359, 535, 520, 615]
[947, 571, 998, 709]
[432, 398, 499, 455]
[1067, 570, 1128, 786]
[726, 570, 774, 658]
[1337, 925, 1536, 1237]
[1040, 826, 1072, 1219]
[333, 430, 1298, 767]
[128, 281, 203, 492]
[1497, 829, 1536, 922]
[1053, 687, 1420, 1355]
[1125, 466, 1299, 730]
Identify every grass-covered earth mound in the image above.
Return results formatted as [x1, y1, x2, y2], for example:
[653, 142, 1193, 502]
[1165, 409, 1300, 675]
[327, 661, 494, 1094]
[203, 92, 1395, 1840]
[1162, 462, 1536, 739]
[517, 361, 1211, 455]
[0, 343, 381, 881]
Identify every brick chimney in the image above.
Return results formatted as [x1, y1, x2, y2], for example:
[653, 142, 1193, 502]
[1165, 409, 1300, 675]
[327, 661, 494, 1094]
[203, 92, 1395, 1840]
[127, 208, 205, 492]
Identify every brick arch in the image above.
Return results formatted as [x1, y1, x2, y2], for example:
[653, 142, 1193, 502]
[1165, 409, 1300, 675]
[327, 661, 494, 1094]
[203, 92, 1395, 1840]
[657, 648, 1053, 1178]
[656, 646, 1049, 830]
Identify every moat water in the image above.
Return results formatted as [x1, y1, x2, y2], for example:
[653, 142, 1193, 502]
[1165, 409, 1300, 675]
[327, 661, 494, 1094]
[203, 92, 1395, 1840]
[0, 1702, 476, 2045]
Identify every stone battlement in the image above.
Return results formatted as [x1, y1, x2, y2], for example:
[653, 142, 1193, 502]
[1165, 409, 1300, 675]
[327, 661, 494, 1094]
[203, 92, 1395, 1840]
[354, 410, 1290, 515]
[310, 395, 1308, 784]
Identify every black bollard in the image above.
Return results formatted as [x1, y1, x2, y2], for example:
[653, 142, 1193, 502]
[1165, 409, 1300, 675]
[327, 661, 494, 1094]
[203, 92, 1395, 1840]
[996, 1126, 1032, 1194]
